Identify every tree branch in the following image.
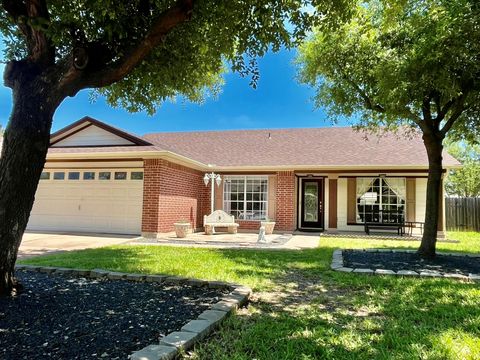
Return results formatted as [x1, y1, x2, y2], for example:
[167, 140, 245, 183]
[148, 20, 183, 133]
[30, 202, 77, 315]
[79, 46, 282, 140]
[440, 92, 469, 138]
[25, 0, 54, 66]
[2, 0, 54, 66]
[59, 0, 194, 95]
[422, 94, 434, 128]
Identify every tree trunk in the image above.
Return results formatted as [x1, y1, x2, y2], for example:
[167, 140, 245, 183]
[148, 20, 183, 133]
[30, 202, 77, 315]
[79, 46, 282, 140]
[0, 80, 58, 296]
[417, 134, 444, 259]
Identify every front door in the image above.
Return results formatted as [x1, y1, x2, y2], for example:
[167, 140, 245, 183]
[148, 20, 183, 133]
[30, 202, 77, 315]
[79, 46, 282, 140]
[300, 178, 324, 229]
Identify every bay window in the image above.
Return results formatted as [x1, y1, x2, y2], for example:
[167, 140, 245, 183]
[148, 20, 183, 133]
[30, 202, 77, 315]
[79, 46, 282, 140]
[223, 176, 268, 220]
[356, 177, 406, 223]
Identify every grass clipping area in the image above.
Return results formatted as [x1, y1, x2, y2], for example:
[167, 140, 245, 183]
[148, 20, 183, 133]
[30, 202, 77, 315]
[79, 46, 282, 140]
[21, 232, 480, 360]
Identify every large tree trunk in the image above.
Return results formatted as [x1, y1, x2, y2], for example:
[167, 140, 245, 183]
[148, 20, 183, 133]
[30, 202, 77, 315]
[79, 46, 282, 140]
[417, 134, 444, 259]
[0, 78, 58, 296]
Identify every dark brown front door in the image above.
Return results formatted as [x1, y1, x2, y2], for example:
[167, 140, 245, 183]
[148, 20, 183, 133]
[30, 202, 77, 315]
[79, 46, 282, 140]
[300, 178, 324, 229]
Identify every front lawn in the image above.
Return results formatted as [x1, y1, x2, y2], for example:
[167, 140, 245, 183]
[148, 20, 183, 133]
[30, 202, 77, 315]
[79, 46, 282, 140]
[20, 232, 480, 359]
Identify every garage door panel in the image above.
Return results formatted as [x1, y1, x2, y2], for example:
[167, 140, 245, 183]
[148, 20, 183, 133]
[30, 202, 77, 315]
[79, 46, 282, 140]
[28, 169, 143, 234]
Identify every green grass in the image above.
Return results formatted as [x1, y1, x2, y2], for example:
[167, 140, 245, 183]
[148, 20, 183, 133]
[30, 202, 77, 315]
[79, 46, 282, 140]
[20, 232, 480, 359]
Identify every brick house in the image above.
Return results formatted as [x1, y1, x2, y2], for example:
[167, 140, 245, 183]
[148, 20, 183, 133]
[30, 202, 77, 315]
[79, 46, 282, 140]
[26, 116, 460, 237]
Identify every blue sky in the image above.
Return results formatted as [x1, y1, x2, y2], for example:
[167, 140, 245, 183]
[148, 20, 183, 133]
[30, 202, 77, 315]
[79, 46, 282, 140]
[0, 49, 349, 135]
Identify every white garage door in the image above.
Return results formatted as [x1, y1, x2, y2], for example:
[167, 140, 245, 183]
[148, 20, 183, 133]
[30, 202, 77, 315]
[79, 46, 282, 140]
[28, 169, 144, 235]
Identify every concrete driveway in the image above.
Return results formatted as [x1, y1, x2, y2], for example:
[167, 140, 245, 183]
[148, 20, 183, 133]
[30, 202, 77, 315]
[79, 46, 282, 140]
[18, 232, 137, 259]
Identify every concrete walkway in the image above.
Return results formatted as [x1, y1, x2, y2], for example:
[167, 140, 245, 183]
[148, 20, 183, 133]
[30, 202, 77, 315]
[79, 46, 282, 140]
[19, 232, 136, 259]
[18, 231, 320, 259]
[129, 232, 320, 250]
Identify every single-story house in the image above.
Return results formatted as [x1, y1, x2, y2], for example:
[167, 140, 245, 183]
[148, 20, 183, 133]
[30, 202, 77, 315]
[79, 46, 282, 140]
[22, 116, 459, 237]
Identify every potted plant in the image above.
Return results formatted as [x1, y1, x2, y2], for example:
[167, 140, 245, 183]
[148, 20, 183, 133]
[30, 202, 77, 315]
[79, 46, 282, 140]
[174, 220, 191, 238]
[260, 217, 276, 235]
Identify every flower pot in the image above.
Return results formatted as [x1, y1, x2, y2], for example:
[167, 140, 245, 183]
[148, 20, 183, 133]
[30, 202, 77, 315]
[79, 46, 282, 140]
[260, 221, 276, 235]
[174, 223, 191, 238]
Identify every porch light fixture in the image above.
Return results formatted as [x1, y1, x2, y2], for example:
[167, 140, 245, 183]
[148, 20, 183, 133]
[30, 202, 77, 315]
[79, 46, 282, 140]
[204, 172, 222, 213]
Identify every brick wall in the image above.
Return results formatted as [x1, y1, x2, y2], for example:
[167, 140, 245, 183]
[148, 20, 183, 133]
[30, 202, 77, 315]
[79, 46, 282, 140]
[142, 163, 297, 235]
[142, 159, 210, 234]
[275, 171, 296, 231]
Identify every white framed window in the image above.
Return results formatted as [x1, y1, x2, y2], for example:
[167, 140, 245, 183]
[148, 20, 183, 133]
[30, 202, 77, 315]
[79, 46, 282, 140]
[356, 177, 406, 223]
[223, 176, 268, 220]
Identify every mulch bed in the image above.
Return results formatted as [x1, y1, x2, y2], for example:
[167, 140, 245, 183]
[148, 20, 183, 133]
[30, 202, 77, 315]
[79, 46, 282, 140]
[0, 271, 228, 360]
[343, 250, 480, 276]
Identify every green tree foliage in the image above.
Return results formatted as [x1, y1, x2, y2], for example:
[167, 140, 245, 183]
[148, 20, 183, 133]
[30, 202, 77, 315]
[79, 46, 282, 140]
[296, 0, 480, 256]
[0, 0, 352, 295]
[445, 140, 480, 197]
[0, 0, 349, 114]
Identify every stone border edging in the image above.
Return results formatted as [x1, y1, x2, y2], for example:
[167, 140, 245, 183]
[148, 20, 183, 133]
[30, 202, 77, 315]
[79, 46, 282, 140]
[14, 264, 251, 360]
[330, 249, 480, 282]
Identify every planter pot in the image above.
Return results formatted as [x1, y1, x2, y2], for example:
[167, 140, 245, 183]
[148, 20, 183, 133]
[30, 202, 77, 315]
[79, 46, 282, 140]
[174, 223, 191, 238]
[260, 221, 276, 235]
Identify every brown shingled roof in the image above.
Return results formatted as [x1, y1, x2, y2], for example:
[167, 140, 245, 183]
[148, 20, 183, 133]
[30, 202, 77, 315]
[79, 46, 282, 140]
[142, 127, 459, 168]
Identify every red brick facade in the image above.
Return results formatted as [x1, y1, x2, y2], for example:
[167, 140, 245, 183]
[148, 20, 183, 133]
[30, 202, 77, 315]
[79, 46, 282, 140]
[275, 171, 296, 232]
[142, 159, 210, 234]
[142, 161, 297, 235]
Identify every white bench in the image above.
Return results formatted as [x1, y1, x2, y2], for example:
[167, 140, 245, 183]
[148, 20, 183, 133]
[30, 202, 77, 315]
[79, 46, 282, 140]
[204, 210, 239, 235]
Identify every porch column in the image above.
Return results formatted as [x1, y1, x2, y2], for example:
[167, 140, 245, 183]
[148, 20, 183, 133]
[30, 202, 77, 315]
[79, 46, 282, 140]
[328, 175, 338, 232]
[437, 174, 446, 238]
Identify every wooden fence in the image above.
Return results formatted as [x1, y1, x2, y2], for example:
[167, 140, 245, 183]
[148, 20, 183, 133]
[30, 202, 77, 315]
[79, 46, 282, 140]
[445, 197, 480, 232]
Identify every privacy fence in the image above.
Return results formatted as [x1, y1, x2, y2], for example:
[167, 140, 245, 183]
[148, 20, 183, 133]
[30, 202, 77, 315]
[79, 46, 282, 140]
[446, 197, 480, 232]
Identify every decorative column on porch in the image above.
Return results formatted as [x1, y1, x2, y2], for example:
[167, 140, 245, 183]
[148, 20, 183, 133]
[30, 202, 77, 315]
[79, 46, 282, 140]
[437, 174, 446, 238]
[328, 174, 338, 233]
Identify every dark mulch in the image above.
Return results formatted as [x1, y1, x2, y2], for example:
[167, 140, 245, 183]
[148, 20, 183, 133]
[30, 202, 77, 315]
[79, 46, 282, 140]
[343, 250, 480, 276]
[0, 271, 229, 360]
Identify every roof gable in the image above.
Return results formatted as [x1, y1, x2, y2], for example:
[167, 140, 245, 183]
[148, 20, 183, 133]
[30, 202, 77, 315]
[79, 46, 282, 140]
[50, 116, 151, 147]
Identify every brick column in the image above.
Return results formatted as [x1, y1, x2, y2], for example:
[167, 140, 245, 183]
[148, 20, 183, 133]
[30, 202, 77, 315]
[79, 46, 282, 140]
[275, 171, 296, 232]
[141, 159, 162, 237]
[141, 159, 210, 237]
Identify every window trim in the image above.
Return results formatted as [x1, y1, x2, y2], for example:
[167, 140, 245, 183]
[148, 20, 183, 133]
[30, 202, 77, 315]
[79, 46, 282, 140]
[355, 176, 406, 224]
[222, 175, 269, 221]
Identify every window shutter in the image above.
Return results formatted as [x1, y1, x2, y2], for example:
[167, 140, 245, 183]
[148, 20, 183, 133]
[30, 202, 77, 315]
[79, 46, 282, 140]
[406, 178, 416, 222]
[347, 178, 356, 223]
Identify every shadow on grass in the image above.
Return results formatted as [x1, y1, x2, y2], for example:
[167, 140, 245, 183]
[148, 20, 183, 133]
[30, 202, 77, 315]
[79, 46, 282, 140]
[18, 243, 480, 359]
[195, 269, 480, 360]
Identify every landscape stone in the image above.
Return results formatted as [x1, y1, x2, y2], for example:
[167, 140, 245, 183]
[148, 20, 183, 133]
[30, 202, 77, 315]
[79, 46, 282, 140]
[90, 269, 109, 278]
[443, 273, 468, 280]
[375, 269, 396, 275]
[145, 275, 167, 283]
[38, 267, 57, 274]
[397, 270, 418, 276]
[164, 276, 187, 284]
[336, 267, 353, 273]
[126, 273, 146, 281]
[197, 309, 228, 323]
[181, 319, 214, 339]
[159, 331, 198, 349]
[211, 300, 236, 313]
[107, 272, 126, 280]
[186, 278, 208, 287]
[468, 274, 480, 281]
[419, 271, 442, 277]
[208, 281, 229, 289]
[353, 268, 374, 274]
[130, 344, 177, 360]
